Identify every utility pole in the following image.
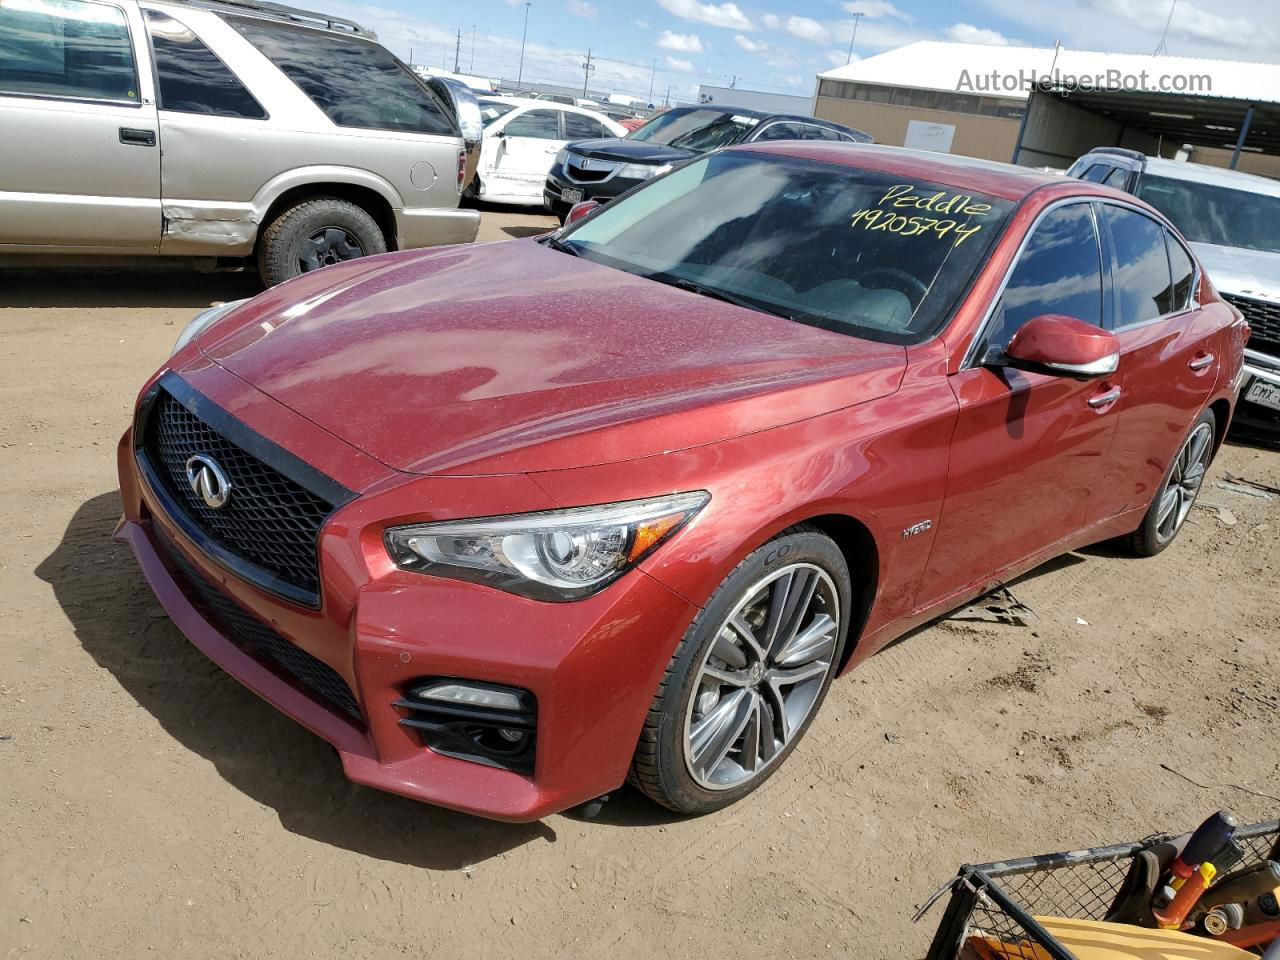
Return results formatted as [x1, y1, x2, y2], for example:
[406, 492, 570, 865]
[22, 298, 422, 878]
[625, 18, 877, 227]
[1153, 0, 1178, 54]
[469, 25, 476, 73]
[845, 12, 862, 64]
[517, 2, 532, 86]
[453, 28, 461, 72]
[581, 48, 595, 98]
[648, 58, 657, 104]
[729, 75, 736, 89]
[664, 83, 671, 107]
[408, 47, 414, 66]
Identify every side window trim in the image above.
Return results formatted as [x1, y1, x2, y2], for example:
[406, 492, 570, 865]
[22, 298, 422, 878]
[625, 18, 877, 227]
[1096, 198, 1200, 331]
[960, 196, 1099, 369]
[0, 0, 143, 108]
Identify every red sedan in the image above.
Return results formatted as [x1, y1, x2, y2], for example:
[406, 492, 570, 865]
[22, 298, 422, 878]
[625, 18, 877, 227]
[116, 143, 1247, 820]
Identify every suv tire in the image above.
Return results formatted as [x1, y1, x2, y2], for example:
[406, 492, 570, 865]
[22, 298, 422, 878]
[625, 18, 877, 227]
[257, 197, 386, 287]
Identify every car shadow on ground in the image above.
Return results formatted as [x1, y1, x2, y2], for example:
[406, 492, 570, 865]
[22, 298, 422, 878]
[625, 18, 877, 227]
[0, 267, 261, 309]
[36, 492, 557, 868]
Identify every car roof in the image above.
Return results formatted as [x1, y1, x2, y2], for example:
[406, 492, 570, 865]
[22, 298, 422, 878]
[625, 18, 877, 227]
[1140, 156, 1280, 198]
[733, 142, 1068, 201]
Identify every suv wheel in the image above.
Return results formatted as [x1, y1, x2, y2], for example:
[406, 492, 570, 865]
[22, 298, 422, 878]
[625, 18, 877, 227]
[257, 197, 386, 287]
[629, 526, 851, 814]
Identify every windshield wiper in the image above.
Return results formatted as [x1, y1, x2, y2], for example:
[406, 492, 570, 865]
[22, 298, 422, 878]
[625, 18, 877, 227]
[657, 274, 792, 319]
[542, 234, 580, 257]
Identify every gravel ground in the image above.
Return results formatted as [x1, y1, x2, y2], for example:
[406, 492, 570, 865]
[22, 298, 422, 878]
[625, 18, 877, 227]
[2, 205, 1277, 959]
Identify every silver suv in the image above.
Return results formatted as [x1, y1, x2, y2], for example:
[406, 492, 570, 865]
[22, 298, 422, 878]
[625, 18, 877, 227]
[1068, 148, 1280, 441]
[0, 0, 482, 285]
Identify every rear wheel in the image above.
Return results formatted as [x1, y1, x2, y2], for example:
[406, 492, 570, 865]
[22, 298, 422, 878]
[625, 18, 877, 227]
[629, 527, 851, 814]
[1126, 408, 1216, 556]
[257, 197, 386, 287]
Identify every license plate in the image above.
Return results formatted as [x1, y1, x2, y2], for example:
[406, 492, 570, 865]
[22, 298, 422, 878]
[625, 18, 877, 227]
[1245, 377, 1280, 411]
[561, 187, 584, 205]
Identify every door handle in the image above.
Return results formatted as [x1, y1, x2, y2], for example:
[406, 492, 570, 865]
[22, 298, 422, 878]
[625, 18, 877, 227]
[119, 127, 156, 147]
[1188, 353, 1215, 371]
[1088, 386, 1122, 408]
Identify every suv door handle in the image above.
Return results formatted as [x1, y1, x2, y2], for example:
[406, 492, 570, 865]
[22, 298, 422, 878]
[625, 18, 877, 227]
[1088, 386, 1122, 409]
[1188, 353, 1214, 371]
[119, 127, 156, 147]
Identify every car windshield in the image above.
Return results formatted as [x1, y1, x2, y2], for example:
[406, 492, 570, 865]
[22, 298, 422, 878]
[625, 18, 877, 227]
[1137, 174, 1280, 255]
[478, 98, 517, 126]
[627, 108, 758, 152]
[557, 152, 1014, 343]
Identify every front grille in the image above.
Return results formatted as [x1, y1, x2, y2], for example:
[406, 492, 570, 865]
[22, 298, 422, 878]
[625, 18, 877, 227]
[1224, 293, 1280, 354]
[565, 155, 614, 183]
[141, 389, 335, 602]
[160, 533, 363, 722]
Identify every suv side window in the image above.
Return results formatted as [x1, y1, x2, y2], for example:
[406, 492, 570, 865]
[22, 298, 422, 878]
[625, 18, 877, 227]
[1166, 229, 1196, 312]
[0, 0, 137, 102]
[563, 112, 606, 140]
[504, 109, 561, 139]
[1102, 166, 1130, 189]
[144, 10, 265, 119]
[228, 17, 455, 136]
[1080, 163, 1113, 183]
[754, 121, 804, 141]
[982, 203, 1103, 354]
[1100, 204, 1175, 325]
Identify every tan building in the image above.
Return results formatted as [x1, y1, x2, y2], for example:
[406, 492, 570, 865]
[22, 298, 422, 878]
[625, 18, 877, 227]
[814, 41, 1280, 177]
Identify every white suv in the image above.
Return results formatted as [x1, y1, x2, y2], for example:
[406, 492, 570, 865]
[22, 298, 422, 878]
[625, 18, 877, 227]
[0, 0, 482, 285]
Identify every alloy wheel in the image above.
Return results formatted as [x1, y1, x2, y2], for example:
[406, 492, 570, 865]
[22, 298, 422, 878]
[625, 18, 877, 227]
[682, 563, 841, 790]
[1155, 421, 1213, 544]
[299, 227, 365, 273]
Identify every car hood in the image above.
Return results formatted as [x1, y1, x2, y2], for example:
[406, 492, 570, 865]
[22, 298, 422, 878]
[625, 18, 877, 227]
[567, 137, 695, 165]
[1190, 242, 1280, 303]
[195, 242, 906, 477]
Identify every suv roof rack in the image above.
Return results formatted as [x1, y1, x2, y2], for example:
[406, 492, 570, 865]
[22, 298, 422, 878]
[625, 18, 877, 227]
[164, 0, 370, 36]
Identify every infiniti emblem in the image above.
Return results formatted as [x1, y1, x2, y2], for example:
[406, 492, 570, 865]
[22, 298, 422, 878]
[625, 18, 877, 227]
[185, 454, 232, 509]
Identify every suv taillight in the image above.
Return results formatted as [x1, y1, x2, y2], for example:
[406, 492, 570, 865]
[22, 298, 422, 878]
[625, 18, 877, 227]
[456, 148, 466, 193]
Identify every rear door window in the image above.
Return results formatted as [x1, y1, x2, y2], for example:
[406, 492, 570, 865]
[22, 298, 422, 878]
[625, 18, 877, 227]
[982, 202, 1104, 354]
[503, 108, 561, 139]
[1100, 204, 1175, 325]
[564, 111, 607, 140]
[145, 10, 264, 118]
[753, 121, 805, 142]
[1166, 229, 1196, 312]
[228, 16, 455, 136]
[0, 0, 138, 102]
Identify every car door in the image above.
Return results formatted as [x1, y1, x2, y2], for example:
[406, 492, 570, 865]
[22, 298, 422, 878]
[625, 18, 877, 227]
[1096, 202, 1221, 515]
[0, 0, 160, 249]
[921, 200, 1124, 603]
[489, 108, 564, 200]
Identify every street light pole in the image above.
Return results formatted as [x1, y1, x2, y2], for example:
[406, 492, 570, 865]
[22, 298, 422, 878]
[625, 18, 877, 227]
[845, 12, 862, 64]
[648, 58, 656, 104]
[517, 2, 531, 86]
[581, 48, 595, 98]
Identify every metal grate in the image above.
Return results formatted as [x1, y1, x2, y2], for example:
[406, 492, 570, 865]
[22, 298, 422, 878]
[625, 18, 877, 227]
[160, 532, 363, 722]
[143, 390, 334, 599]
[565, 154, 615, 183]
[1224, 293, 1280, 354]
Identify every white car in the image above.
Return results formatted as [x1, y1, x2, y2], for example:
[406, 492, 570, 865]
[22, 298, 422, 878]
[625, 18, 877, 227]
[472, 97, 628, 206]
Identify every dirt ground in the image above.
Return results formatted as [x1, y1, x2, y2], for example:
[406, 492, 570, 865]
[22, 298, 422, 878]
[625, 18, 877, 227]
[2, 206, 1277, 960]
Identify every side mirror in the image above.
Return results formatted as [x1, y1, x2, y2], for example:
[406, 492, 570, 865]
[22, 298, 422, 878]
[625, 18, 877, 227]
[425, 76, 482, 188]
[566, 200, 600, 224]
[999, 314, 1120, 379]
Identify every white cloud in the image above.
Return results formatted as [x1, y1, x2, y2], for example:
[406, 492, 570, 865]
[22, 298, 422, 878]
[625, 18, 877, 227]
[945, 22, 1015, 44]
[656, 0, 753, 30]
[842, 0, 910, 20]
[664, 54, 695, 71]
[827, 49, 858, 65]
[760, 12, 780, 28]
[785, 15, 830, 43]
[567, 0, 598, 19]
[657, 30, 705, 52]
[734, 33, 767, 52]
[782, 74, 805, 86]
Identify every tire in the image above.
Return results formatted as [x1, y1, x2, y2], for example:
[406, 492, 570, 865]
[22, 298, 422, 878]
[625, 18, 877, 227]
[256, 197, 386, 287]
[629, 525, 852, 814]
[1125, 407, 1216, 557]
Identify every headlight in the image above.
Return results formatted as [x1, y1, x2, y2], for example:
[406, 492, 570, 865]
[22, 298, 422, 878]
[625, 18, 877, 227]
[385, 492, 709, 601]
[554, 147, 569, 166]
[171, 298, 249, 356]
[618, 162, 672, 180]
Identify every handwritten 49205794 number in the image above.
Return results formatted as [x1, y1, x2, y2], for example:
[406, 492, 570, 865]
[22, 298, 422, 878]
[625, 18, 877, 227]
[850, 183, 998, 247]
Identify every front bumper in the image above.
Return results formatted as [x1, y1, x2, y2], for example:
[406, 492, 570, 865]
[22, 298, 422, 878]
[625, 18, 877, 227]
[543, 164, 639, 213]
[115, 417, 697, 821]
[394, 206, 480, 250]
[1234, 348, 1280, 439]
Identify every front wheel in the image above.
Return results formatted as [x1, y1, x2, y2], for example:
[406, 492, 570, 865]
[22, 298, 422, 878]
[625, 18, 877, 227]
[1125, 408, 1216, 556]
[256, 197, 386, 287]
[629, 527, 851, 814]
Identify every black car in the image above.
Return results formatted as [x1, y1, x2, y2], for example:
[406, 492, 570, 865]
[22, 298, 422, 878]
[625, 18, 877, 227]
[543, 105, 872, 220]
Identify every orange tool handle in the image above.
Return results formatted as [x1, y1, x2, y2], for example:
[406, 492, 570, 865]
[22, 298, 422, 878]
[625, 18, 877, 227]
[1155, 862, 1216, 929]
[1217, 919, 1280, 949]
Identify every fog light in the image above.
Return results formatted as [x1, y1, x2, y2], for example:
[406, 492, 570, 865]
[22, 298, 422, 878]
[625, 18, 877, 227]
[412, 681, 530, 712]
[395, 678, 537, 774]
[498, 728, 525, 743]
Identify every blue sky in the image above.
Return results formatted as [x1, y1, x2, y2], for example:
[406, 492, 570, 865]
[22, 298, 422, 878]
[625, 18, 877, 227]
[354, 0, 1278, 102]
